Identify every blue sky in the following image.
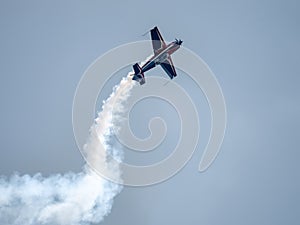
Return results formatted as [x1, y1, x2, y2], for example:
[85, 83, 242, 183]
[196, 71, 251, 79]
[0, 0, 299, 224]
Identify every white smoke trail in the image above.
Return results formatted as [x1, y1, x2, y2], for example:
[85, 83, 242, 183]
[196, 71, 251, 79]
[0, 74, 135, 225]
[83, 74, 136, 182]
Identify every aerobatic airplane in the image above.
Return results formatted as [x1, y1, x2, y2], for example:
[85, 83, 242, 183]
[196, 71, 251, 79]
[131, 26, 183, 85]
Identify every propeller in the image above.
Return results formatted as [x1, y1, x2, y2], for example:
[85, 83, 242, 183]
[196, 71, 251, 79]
[175, 38, 183, 45]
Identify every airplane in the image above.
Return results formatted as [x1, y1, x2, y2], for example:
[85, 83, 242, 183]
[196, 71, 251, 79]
[131, 26, 183, 85]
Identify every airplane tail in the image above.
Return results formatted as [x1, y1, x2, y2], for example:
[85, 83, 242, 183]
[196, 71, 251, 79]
[133, 63, 142, 75]
[132, 63, 145, 85]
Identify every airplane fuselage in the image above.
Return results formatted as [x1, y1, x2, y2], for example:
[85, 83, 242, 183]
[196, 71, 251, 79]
[141, 41, 180, 73]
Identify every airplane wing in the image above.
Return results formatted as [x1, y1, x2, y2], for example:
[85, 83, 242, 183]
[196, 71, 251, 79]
[151, 26, 166, 54]
[160, 56, 177, 79]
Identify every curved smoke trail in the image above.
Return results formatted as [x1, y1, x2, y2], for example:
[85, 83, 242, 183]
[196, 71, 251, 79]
[0, 74, 135, 225]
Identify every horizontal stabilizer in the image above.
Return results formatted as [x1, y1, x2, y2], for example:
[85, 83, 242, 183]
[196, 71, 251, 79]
[133, 63, 142, 75]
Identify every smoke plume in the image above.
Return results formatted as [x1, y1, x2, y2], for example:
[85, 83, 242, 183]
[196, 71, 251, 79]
[0, 74, 135, 225]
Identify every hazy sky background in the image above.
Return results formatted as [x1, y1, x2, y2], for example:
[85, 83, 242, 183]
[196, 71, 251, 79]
[0, 0, 299, 225]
